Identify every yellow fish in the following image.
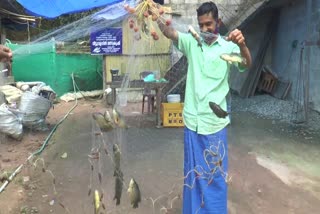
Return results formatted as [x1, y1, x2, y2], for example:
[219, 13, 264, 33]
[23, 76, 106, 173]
[127, 178, 141, 208]
[112, 108, 128, 129]
[220, 53, 246, 65]
[94, 190, 100, 214]
[92, 111, 113, 132]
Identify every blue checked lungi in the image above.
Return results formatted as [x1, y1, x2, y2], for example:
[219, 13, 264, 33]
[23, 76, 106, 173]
[183, 127, 228, 214]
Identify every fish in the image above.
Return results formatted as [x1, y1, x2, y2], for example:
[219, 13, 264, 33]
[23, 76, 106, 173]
[113, 170, 123, 205]
[113, 144, 121, 176]
[209, 101, 228, 118]
[92, 112, 113, 132]
[94, 190, 100, 214]
[220, 53, 246, 65]
[98, 172, 102, 184]
[112, 108, 128, 129]
[188, 25, 203, 51]
[103, 110, 113, 124]
[127, 178, 141, 208]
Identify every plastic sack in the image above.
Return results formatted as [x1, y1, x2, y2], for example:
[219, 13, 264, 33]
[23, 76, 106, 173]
[0, 91, 6, 105]
[18, 91, 52, 129]
[0, 104, 23, 140]
[0, 85, 23, 104]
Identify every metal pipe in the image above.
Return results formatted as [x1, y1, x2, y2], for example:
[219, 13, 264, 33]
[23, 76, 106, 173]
[304, 0, 312, 121]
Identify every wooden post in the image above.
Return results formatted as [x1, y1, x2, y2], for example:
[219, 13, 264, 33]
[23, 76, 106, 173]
[0, 18, 5, 44]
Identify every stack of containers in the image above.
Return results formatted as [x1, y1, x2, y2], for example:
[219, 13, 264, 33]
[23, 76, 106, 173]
[161, 94, 184, 127]
[167, 94, 181, 103]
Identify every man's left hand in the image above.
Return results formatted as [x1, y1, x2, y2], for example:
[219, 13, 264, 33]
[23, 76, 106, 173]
[227, 29, 246, 48]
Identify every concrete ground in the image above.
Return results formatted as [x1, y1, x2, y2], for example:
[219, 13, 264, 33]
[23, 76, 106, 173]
[0, 99, 319, 214]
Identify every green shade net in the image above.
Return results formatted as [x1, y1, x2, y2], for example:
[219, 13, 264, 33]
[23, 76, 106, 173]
[7, 40, 103, 96]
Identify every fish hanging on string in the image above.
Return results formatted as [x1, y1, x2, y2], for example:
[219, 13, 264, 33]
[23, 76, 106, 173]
[112, 108, 128, 129]
[92, 111, 114, 132]
[113, 170, 123, 205]
[113, 144, 121, 176]
[127, 178, 141, 208]
[93, 190, 100, 214]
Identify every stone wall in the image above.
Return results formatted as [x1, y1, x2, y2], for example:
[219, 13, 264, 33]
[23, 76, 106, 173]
[165, 0, 265, 30]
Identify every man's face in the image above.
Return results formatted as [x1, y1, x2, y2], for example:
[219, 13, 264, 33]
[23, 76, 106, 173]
[198, 12, 218, 34]
[198, 12, 218, 44]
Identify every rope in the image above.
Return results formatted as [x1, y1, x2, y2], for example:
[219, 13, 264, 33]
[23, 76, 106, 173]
[0, 73, 78, 193]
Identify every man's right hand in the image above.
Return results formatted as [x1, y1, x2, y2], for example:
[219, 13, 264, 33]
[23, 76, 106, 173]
[0, 45, 13, 62]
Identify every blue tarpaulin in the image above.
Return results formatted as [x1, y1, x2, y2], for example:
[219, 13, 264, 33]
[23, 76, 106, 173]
[17, 0, 123, 18]
[92, 1, 131, 20]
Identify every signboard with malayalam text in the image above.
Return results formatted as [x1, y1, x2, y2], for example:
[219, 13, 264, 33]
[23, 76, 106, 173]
[90, 28, 122, 55]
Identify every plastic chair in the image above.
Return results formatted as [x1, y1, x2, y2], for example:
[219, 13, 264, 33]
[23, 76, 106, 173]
[140, 71, 156, 113]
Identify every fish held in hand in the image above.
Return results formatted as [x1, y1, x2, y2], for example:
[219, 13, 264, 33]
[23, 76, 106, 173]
[209, 101, 228, 118]
[127, 178, 141, 209]
[188, 25, 203, 51]
[220, 53, 246, 65]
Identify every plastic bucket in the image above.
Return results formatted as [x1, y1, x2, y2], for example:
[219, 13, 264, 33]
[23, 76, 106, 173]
[167, 94, 181, 103]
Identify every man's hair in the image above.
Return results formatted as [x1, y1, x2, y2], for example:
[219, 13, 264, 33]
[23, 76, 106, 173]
[196, 1, 219, 20]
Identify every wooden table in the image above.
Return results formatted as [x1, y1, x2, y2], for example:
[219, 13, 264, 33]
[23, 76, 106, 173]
[106, 80, 168, 128]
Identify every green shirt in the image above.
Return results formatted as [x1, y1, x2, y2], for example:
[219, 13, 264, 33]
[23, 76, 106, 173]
[176, 32, 245, 134]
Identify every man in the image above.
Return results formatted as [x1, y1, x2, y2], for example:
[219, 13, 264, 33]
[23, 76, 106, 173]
[158, 2, 251, 213]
